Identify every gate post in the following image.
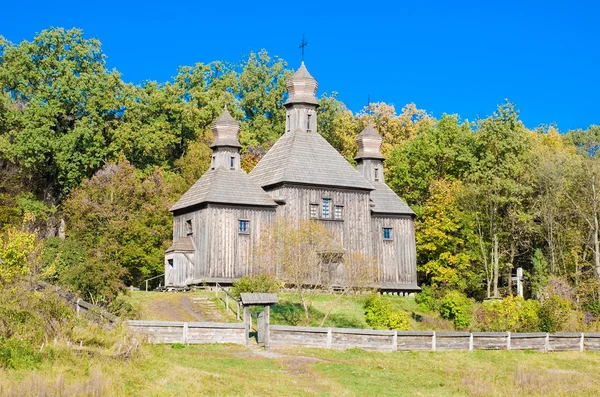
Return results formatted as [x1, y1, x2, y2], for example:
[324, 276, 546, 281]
[244, 306, 250, 347]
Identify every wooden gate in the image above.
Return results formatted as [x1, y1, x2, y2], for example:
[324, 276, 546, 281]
[257, 312, 266, 346]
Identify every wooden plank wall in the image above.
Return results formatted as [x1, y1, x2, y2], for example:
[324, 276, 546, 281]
[269, 326, 600, 353]
[128, 321, 245, 345]
[269, 185, 373, 257]
[371, 215, 417, 285]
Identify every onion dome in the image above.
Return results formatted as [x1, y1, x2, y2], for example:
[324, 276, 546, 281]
[210, 106, 241, 148]
[355, 123, 384, 160]
[284, 62, 319, 107]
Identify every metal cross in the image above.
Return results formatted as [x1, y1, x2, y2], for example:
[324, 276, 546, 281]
[299, 34, 308, 61]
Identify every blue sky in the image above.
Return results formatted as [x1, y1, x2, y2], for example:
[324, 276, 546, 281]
[2, 0, 599, 131]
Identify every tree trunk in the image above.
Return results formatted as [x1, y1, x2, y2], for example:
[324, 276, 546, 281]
[493, 231, 499, 297]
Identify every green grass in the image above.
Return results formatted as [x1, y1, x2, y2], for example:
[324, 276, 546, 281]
[130, 290, 455, 330]
[2, 343, 600, 396]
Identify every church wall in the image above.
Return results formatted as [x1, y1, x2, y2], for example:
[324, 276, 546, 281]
[203, 205, 276, 280]
[371, 215, 418, 285]
[268, 185, 373, 258]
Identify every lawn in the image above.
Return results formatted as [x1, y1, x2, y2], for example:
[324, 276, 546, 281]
[2, 343, 599, 396]
[130, 290, 454, 330]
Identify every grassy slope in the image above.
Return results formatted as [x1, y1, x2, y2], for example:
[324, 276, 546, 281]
[2, 344, 600, 396]
[131, 290, 454, 330]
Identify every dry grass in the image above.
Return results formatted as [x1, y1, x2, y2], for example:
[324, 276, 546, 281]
[2, 343, 600, 397]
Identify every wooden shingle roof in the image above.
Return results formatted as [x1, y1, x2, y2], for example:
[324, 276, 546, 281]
[170, 167, 277, 212]
[240, 293, 279, 305]
[165, 236, 195, 253]
[369, 182, 415, 216]
[249, 129, 374, 191]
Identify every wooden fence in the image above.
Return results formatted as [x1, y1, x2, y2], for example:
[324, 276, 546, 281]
[269, 326, 600, 352]
[127, 320, 246, 344]
[36, 281, 118, 324]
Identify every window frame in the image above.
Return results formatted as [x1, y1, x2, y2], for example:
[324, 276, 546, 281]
[230, 156, 235, 169]
[310, 203, 319, 218]
[307, 113, 312, 132]
[238, 219, 250, 234]
[168, 259, 174, 269]
[185, 219, 193, 236]
[321, 198, 331, 219]
[334, 205, 344, 220]
[383, 227, 393, 240]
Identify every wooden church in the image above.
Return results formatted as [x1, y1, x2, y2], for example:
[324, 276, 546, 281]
[165, 61, 419, 292]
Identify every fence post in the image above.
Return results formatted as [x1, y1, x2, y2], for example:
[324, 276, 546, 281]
[580, 333, 585, 352]
[392, 330, 398, 352]
[226, 294, 229, 311]
[146, 279, 148, 292]
[545, 333, 550, 352]
[432, 331, 437, 352]
[237, 302, 240, 321]
[507, 331, 511, 351]
[215, 284, 219, 297]
[327, 328, 332, 349]
[469, 333, 474, 352]
[183, 322, 188, 344]
[76, 298, 80, 316]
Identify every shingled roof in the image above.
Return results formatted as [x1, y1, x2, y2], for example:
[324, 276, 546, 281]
[170, 167, 277, 212]
[166, 236, 195, 253]
[249, 129, 374, 191]
[369, 182, 415, 216]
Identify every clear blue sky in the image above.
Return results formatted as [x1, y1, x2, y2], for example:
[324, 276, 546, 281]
[2, 0, 599, 131]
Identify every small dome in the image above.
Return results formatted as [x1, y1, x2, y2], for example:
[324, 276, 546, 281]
[211, 107, 242, 148]
[355, 123, 384, 160]
[284, 62, 319, 107]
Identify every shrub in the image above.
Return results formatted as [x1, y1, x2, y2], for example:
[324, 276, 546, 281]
[364, 294, 409, 330]
[540, 294, 574, 332]
[231, 274, 280, 299]
[475, 296, 540, 332]
[439, 291, 473, 329]
[108, 293, 140, 319]
[0, 338, 41, 369]
[415, 285, 439, 312]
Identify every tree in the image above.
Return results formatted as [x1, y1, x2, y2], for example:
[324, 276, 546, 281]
[416, 179, 479, 293]
[463, 101, 533, 298]
[253, 219, 376, 324]
[0, 28, 126, 201]
[62, 160, 173, 302]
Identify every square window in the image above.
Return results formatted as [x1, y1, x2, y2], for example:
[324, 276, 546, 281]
[321, 198, 331, 219]
[334, 205, 343, 219]
[185, 219, 193, 235]
[239, 219, 249, 233]
[383, 227, 392, 240]
[310, 204, 319, 218]
[168, 259, 174, 269]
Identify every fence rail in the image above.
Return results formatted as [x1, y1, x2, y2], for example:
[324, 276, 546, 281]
[128, 320, 245, 344]
[215, 283, 241, 320]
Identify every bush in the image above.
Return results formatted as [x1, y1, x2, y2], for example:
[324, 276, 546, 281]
[231, 274, 280, 299]
[0, 338, 41, 369]
[108, 293, 140, 319]
[439, 291, 473, 329]
[415, 285, 439, 312]
[364, 294, 409, 330]
[475, 296, 540, 332]
[540, 294, 574, 332]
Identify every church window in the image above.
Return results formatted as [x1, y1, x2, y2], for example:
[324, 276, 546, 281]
[287, 114, 290, 132]
[307, 114, 312, 132]
[321, 198, 331, 219]
[334, 205, 343, 219]
[310, 204, 319, 218]
[374, 167, 380, 181]
[383, 227, 392, 240]
[239, 219, 250, 234]
[212, 156, 216, 169]
[185, 219, 193, 235]
[230, 156, 235, 169]
[168, 259, 174, 269]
